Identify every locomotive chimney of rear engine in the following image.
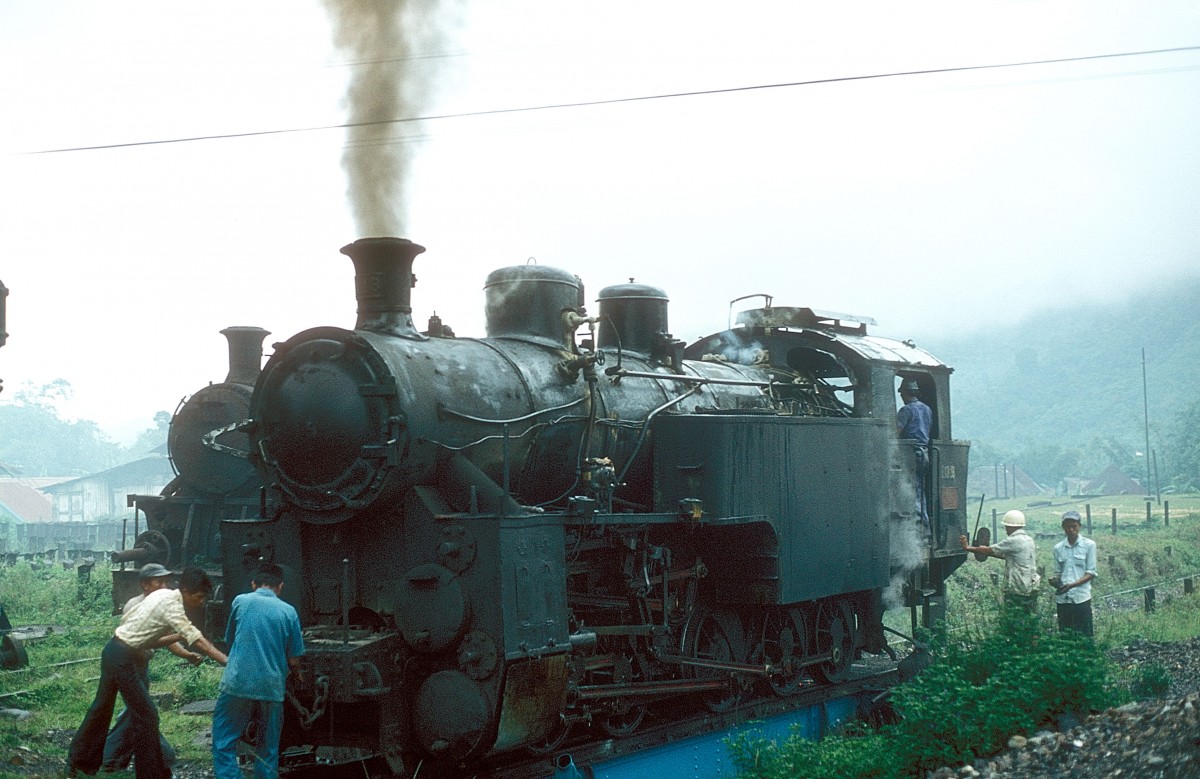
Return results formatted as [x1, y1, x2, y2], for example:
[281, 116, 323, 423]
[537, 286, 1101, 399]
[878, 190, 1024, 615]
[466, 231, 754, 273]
[220, 326, 270, 385]
[340, 237, 426, 339]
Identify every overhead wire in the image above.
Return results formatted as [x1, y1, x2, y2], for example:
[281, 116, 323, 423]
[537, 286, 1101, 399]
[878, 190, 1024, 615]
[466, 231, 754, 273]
[18, 44, 1200, 156]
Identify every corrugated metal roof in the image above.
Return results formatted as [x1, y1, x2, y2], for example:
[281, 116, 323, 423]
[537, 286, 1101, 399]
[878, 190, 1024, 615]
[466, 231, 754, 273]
[834, 333, 948, 369]
[41, 455, 173, 492]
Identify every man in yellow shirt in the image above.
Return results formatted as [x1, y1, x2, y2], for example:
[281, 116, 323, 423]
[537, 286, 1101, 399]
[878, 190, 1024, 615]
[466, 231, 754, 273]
[102, 564, 205, 772]
[68, 567, 228, 779]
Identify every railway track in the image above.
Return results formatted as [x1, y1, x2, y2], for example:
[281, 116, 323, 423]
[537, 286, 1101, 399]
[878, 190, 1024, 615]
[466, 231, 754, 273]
[489, 662, 897, 779]
[280, 657, 900, 779]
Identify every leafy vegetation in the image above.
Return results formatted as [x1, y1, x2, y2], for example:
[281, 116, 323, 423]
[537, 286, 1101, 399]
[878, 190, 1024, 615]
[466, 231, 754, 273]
[732, 494, 1200, 779]
[0, 566, 221, 777]
[731, 610, 1114, 779]
[1168, 398, 1200, 492]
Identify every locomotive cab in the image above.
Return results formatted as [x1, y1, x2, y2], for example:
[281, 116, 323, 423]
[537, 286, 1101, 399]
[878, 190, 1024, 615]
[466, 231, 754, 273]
[683, 303, 969, 628]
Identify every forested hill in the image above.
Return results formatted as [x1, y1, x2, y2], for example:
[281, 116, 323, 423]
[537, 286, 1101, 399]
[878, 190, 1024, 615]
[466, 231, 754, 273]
[919, 274, 1200, 464]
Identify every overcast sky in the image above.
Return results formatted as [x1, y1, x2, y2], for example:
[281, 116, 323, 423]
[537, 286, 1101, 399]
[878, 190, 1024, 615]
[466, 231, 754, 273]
[2, 0, 1198, 444]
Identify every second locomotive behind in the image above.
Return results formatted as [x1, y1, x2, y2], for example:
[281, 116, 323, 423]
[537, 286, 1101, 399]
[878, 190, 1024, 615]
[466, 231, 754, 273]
[115, 326, 270, 629]
[222, 237, 968, 775]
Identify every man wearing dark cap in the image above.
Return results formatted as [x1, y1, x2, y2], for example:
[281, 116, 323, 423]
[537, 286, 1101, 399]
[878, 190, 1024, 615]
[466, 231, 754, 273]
[101, 564, 204, 772]
[896, 377, 932, 529]
[69, 567, 227, 779]
[1050, 511, 1097, 636]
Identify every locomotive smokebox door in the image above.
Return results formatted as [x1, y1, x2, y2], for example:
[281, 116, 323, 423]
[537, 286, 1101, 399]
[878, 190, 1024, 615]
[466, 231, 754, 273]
[251, 332, 407, 522]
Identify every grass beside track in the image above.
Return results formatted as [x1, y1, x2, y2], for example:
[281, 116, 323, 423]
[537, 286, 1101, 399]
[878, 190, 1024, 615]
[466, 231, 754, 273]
[0, 565, 221, 778]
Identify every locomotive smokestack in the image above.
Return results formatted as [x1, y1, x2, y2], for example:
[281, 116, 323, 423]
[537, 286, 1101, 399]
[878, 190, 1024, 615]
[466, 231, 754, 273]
[220, 326, 270, 385]
[341, 237, 426, 339]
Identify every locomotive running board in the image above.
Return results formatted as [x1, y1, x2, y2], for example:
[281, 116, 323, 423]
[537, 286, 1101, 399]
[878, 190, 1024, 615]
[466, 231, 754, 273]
[576, 677, 732, 700]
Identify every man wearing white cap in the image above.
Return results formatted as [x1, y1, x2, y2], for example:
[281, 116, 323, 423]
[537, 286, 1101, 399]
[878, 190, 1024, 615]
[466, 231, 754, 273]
[960, 510, 1041, 612]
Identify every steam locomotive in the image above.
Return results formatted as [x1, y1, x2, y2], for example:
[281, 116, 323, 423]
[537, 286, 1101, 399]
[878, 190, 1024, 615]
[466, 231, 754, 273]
[173, 236, 967, 776]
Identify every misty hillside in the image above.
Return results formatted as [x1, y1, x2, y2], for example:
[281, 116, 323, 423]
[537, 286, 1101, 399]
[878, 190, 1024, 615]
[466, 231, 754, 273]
[920, 276, 1200, 457]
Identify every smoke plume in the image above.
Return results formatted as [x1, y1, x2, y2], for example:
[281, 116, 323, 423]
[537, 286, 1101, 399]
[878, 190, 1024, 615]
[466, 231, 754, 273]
[322, 0, 459, 237]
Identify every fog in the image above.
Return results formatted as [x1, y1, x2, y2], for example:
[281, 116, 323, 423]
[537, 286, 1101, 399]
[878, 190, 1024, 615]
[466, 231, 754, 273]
[1, 0, 1197, 443]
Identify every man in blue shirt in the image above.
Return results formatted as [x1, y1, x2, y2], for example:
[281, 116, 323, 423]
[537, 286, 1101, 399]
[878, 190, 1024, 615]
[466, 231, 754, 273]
[1050, 510, 1098, 636]
[896, 378, 932, 529]
[212, 562, 304, 779]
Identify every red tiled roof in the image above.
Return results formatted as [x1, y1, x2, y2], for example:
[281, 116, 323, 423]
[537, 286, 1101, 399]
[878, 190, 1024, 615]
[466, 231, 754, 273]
[0, 482, 52, 522]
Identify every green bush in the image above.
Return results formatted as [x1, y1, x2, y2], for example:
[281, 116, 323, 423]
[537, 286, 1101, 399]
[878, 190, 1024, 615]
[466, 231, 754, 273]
[730, 725, 898, 779]
[889, 609, 1112, 775]
[0, 564, 115, 628]
[1125, 662, 1172, 699]
[731, 608, 1117, 779]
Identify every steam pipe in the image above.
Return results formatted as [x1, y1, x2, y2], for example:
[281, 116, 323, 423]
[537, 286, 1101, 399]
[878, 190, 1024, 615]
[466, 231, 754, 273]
[553, 754, 583, 779]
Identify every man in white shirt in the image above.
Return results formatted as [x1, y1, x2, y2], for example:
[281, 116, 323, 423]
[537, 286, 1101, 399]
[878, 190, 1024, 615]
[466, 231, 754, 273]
[1050, 510, 1098, 636]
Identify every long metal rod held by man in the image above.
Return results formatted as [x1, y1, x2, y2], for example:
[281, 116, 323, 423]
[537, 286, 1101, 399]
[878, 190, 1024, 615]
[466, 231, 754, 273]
[970, 493, 990, 561]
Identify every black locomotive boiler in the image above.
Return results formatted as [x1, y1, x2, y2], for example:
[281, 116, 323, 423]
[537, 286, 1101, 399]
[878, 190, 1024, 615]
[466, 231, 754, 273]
[224, 237, 969, 775]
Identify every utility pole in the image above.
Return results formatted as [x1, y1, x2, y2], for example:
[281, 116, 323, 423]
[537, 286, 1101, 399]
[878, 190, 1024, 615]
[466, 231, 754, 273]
[1142, 347, 1152, 499]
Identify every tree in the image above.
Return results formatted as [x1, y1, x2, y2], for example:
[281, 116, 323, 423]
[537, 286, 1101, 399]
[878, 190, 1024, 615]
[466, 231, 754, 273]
[128, 410, 171, 455]
[1166, 399, 1200, 491]
[0, 380, 123, 476]
[1013, 443, 1081, 488]
[1073, 436, 1144, 485]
